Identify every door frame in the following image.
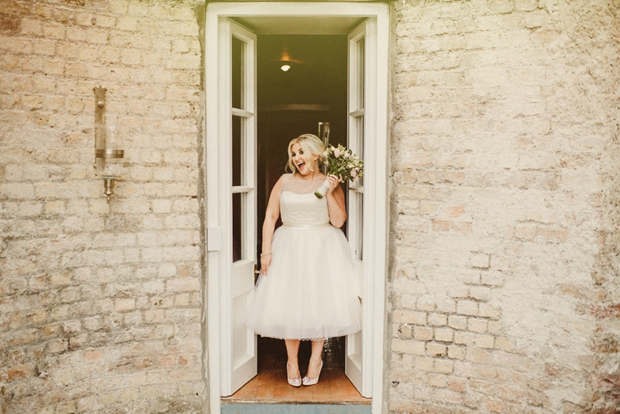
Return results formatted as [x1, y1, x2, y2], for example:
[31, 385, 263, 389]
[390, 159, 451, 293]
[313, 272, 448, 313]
[204, 3, 390, 413]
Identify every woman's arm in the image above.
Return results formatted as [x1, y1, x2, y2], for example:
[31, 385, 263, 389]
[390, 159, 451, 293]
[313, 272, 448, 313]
[326, 175, 347, 228]
[260, 176, 283, 275]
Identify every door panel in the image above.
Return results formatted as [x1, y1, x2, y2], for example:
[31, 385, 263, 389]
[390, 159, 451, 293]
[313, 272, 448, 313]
[230, 259, 257, 391]
[221, 19, 258, 397]
[345, 19, 368, 397]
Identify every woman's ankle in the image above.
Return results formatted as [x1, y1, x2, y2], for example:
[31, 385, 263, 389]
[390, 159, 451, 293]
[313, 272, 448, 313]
[308, 356, 322, 365]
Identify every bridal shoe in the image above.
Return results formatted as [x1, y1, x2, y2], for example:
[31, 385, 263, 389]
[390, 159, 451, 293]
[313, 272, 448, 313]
[302, 361, 323, 386]
[287, 362, 302, 388]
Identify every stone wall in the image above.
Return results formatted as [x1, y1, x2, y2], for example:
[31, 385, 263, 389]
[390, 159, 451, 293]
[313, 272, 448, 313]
[389, 0, 620, 413]
[0, 0, 205, 412]
[1, 0, 619, 413]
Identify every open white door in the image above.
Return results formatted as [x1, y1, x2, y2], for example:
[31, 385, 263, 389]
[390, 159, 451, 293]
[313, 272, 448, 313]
[345, 18, 374, 398]
[219, 19, 258, 397]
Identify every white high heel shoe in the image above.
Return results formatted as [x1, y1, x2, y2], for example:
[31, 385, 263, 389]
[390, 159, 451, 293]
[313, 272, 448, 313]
[302, 361, 323, 386]
[287, 362, 302, 388]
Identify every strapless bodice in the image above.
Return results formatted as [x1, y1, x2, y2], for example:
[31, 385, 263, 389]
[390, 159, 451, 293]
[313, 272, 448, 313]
[280, 191, 330, 228]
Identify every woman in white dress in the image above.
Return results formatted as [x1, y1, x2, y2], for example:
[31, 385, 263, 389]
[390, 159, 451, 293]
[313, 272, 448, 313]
[246, 134, 361, 387]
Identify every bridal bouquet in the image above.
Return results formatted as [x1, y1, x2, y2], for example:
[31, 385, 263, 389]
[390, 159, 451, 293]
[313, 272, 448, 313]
[314, 144, 364, 199]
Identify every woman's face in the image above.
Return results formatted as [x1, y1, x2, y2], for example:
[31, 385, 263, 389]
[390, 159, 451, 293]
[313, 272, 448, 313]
[291, 143, 317, 175]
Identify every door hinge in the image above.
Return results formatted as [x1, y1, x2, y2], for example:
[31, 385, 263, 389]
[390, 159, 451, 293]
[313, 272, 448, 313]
[207, 227, 221, 252]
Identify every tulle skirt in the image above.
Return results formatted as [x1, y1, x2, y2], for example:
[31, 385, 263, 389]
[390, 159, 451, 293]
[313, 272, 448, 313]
[246, 224, 362, 340]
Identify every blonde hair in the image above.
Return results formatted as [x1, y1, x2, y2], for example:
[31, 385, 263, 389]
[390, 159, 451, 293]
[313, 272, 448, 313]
[285, 134, 326, 174]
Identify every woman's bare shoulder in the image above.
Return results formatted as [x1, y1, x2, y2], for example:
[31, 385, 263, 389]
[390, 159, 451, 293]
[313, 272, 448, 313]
[272, 174, 288, 190]
[278, 173, 293, 184]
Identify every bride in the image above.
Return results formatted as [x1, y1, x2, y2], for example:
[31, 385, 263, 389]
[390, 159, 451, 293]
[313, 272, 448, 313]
[246, 134, 362, 387]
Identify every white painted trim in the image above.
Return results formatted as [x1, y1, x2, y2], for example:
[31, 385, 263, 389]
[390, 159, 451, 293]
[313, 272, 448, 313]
[208, 1, 387, 19]
[231, 186, 253, 194]
[205, 7, 221, 414]
[371, 7, 390, 414]
[205, 3, 389, 413]
[217, 17, 234, 395]
[231, 108, 253, 118]
[350, 108, 365, 118]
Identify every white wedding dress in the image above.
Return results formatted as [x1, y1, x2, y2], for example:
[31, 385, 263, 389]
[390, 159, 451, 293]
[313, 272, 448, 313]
[246, 173, 362, 340]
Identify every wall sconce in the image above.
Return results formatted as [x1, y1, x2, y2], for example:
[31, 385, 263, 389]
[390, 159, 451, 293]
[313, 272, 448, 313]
[94, 86, 124, 203]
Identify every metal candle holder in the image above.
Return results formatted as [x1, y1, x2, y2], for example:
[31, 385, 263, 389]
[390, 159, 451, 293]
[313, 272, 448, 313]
[94, 86, 124, 203]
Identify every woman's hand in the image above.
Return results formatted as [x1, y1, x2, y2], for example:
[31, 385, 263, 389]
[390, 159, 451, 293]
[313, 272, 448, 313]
[260, 253, 272, 275]
[260, 175, 283, 276]
[325, 175, 347, 228]
[326, 174, 342, 194]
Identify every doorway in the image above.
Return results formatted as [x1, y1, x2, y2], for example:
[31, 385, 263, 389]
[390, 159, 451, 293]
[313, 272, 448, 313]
[204, 3, 390, 413]
[226, 33, 364, 403]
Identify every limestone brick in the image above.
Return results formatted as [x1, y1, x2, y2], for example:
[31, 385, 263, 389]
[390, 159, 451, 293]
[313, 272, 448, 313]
[457, 300, 479, 316]
[436, 298, 456, 313]
[428, 312, 447, 326]
[435, 328, 454, 343]
[166, 277, 199, 292]
[21, 18, 43, 37]
[480, 271, 504, 286]
[43, 22, 66, 40]
[415, 357, 434, 372]
[393, 338, 426, 356]
[468, 285, 491, 302]
[455, 331, 476, 347]
[426, 343, 447, 357]
[479, 303, 501, 320]
[0, 0, 203, 410]
[96, 15, 117, 28]
[428, 373, 447, 388]
[448, 345, 466, 360]
[413, 326, 434, 341]
[469, 253, 490, 269]
[1, 183, 35, 199]
[1, 0, 619, 412]
[475, 334, 495, 349]
[468, 318, 488, 333]
[448, 315, 468, 331]
[434, 387, 461, 405]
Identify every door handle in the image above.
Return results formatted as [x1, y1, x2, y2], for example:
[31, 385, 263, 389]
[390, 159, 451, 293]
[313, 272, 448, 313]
[253, 263, 260, 284]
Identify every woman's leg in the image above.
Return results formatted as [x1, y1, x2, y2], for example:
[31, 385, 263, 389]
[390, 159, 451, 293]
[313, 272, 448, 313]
[284, 339, 301, 379]
[306, 339, 325, 379]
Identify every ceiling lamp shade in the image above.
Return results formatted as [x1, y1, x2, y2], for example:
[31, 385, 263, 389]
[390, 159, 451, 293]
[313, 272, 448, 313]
[280, 62, 292, 72]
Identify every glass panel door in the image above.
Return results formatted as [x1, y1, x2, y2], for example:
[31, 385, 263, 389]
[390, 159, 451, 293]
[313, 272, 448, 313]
[222, 19, 258, 397]
[345, 20, 367, 396]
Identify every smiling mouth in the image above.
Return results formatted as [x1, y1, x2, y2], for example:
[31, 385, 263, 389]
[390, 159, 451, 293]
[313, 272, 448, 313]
[297, 161, 305, 170]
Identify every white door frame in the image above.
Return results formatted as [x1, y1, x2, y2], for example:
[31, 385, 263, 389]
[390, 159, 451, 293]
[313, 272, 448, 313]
[204, 3, 389, 413]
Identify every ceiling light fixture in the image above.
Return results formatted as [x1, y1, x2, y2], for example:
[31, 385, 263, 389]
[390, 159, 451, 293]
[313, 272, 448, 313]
[280, 62, 292, 72]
